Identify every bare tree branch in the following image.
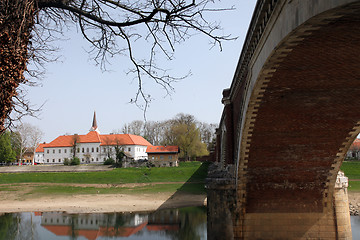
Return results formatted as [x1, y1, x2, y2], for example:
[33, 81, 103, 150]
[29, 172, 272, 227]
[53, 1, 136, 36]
[0, 0, 235, 133]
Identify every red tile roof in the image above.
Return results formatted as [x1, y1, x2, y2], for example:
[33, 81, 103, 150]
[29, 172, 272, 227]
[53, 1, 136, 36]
[43, 132, 152, 148]
[35, 143, 48, 153]
[146, 224, 180, 231]
[350, 138, 360, 150]
[100, 134, 152, 146]
[146, 146, 179, 153]
[42, 222, 148, 239]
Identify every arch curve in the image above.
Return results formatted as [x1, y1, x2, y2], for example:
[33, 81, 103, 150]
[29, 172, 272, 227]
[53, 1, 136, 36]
[237, 1, 360, 214]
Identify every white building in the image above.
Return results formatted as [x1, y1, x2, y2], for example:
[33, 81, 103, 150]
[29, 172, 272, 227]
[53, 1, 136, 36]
[35, 112, 152, 164]
[35, 143, 47, 164]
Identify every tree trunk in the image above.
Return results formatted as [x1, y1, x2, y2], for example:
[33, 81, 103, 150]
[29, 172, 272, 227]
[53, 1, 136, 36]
[0, 0, 35, 132]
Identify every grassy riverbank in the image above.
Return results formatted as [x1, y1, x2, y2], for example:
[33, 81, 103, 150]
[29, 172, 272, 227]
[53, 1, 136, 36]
[0, 162, 209, 197]
[341, 161, 360, 192]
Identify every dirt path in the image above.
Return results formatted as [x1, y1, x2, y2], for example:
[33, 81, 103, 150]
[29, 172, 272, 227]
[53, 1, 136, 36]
[0, 192, 207, 213]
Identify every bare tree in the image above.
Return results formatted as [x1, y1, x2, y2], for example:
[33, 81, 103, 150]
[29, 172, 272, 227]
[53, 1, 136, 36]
[13, 122, 43, 164]
[29, 125, 44, 164]
[71, 134, 80, 159]
[144, 120, 163, 145]
[198, 122, 216, 151]
[121, 120, 144, 135]
[0, 0, 234, 133]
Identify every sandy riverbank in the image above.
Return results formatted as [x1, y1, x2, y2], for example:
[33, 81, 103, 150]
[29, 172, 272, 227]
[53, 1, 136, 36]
[1, 191, 360, 214]
[0, 192, 207, 214]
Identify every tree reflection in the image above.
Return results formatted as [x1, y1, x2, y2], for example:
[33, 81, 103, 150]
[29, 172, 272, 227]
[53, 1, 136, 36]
[0, 213, 40, 240]
[0, 213, 18, 240]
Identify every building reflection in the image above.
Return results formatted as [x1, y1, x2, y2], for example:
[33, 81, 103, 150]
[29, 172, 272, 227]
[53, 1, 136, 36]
[40, 209, 181, 239]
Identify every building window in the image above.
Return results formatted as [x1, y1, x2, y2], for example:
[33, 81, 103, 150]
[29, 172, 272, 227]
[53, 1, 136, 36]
[104, 158, 106, 161]
[52, 159, 55, 162]
[59, 149, 61, 154]
[82, 148, 84, 153]
[82, 158, 84, 162]
[96, 147, 99, 153]
[87, 148, 89, 152]
[128, 148, 131, 152]
[47, 159, 49, 163]
[169, 156, 172, 160]
[96, 158, 98, 161]
[103, 148, 106, 153]
[53, 150, 55, 154]
[92, 148, 94, 152]
[47, 150, 49, 154]
[77, 148, 80, 153]
[160, 156, 164, 160]
[152, 156, 154, 160]
[65, 149, 67, 154]
[59, 159, 61, 162]
[91, 158, 94, 162]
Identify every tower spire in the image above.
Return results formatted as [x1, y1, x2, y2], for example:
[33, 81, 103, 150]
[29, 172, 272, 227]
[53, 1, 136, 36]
[90, 111, 99, 132]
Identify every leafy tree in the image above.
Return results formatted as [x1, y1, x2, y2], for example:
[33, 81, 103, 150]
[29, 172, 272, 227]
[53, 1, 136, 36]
[0, 131, 17, 164]
[70, 157, 80, 165]
[63, 158, 70, 165]
[171, 121, 208, 160]
[119, 113, 216, 155]
[0, 0, 233, 133]
[104, 157, 115, 165]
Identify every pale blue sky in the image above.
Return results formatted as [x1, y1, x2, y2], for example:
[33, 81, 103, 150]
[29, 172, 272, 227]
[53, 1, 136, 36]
[22, 1, 257, 143]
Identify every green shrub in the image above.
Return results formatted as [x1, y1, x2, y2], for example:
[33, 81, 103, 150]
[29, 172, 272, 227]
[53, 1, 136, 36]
[104, 158, 115, 165]
[70, 157, 80, 165]
[63, 158, 70, 166]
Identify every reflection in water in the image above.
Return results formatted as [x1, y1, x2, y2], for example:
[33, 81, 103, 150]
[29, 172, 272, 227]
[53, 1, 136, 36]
[2, 211, 360, 239]
[0, 207, 207, 240]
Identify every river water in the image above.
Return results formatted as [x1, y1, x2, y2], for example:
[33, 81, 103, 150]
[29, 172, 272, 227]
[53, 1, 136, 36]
[1, 208, 360, 239]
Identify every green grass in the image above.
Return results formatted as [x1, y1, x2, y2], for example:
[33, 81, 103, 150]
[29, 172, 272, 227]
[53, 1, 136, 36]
[340, 161, 360, 192]
[0, 162, 209, 196]
[348, 181, 360, 192]
[0, 161, 209, 185]
[340, 161, 360, 180]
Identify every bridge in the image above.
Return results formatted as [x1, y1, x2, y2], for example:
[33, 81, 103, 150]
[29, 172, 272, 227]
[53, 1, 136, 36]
[206, 0, 360, 239]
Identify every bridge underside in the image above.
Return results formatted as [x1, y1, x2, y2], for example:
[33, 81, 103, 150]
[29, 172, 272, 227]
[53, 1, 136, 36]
[236, 4, 360, 239]
[245, 5, 360, 214]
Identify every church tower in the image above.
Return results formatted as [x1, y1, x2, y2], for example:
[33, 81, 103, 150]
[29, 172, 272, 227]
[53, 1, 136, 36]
[90, 111, 100, 133]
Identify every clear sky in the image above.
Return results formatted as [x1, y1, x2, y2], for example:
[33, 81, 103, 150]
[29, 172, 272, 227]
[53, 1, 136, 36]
[21, 1, 257, 143]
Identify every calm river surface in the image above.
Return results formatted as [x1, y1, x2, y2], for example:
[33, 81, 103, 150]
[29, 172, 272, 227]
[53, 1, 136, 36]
[0, 207, 207, 240]
[1, 208, 360, 239]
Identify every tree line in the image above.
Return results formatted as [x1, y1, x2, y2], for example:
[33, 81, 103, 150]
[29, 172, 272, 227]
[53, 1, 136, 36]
[117, 113, 217, 160]
[0, 123, 43, 164]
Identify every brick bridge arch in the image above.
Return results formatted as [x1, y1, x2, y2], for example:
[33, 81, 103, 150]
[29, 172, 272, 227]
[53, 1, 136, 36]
[208, 1, 360, 239]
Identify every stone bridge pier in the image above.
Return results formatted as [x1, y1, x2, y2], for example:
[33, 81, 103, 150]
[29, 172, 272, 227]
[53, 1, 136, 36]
[207, 0, 360, 239]
[207, 170, 351, 239]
